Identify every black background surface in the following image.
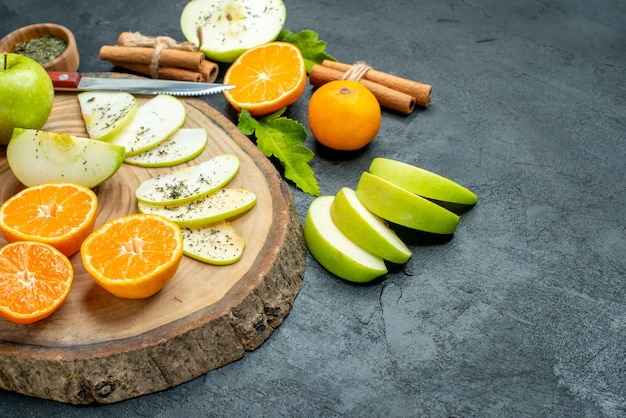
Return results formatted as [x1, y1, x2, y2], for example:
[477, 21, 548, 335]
[1, 0, 625, 416]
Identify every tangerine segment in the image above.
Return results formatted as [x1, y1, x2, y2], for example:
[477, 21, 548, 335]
[0, 183, 98, 257]
[0, 241, 74, 324]
[223, 42, 307, 116]
[81, 214, 184, 299]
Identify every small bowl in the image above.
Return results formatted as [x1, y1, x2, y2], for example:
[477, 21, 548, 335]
[0, 23, 79, 71]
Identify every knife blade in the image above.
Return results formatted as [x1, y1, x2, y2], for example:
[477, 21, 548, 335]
[48, 71, 235, 96]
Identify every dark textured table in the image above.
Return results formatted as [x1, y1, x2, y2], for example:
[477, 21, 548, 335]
[1, 0, 625, 416]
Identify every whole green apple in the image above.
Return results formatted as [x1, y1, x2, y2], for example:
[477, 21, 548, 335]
[0, 52, 54, 145]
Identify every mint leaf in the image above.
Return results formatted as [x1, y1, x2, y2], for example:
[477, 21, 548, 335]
[238, 109, 320, 196]
[278, 29, 336, 73]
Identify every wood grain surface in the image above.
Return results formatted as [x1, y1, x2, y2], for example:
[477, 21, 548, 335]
[0, 87, 305, 404]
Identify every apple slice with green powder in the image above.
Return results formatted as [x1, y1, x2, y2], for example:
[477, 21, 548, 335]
[304, 195, 387, 283]
[135, 153, 240, 205]
[330, 187, 411, 264]
[108, 94, 186, 156]
[77, 91, 138, 141]
[180, 0, 286, 63]
[124, 128, 208, 167]
[181, 220, 246, 265]
[7, 128, 125, 188]
[369, 158, 477, 207]
[137, 187, 257, 227]
[355, 172, 460, 235]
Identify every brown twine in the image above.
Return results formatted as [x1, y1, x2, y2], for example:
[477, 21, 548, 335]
[341, 61, 372, 81]
[120, 32, 199, 79]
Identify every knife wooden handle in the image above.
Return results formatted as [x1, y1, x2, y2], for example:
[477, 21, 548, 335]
[47, 71, 82, 90]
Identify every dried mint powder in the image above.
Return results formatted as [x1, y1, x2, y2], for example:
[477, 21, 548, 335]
[12, 34, 67, 65]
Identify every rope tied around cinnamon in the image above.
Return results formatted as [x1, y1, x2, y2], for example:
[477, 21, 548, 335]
[119, 32, 199, 79]
[341, 61, 373, 82]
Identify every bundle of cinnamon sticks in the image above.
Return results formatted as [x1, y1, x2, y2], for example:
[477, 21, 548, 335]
[309, 60, 432, 115]
[99, 32, 218, 83]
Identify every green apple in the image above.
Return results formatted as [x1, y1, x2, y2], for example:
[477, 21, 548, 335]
[330, 187, 411, 264]
[108, 94, 186, 156]
[304, 196, 387, 283]
[181, 220, 245, 265]
[124, 128, 208, 167]
[0, 53, 54, 145]
[369, 158, 477, 206]
[138, 187, 256, 227]
[78, 91, 138, 141]
[135, 153, 240, 205]
[180, 0, 286, 63]
[7, 128, 125, 188]
[355, 172, 460, 235]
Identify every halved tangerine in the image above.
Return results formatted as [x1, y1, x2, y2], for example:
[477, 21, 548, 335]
[81, 214, 184, 299]
[223, 41, 307, 116]
[0, 241, 74, 324]
[0, 182, 98, 257]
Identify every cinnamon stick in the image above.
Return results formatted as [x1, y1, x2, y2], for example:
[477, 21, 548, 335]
[322, 60, 431, 108]
[110, 60, 203, 82]
[199, 59, 218, 83]
[100, 45, 205, 72]
[309, 64, 417, 115]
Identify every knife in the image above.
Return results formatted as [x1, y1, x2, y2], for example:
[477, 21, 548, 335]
[48, 71, 235, 96]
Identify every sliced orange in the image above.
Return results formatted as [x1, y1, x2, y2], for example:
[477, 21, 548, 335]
[0, 241, 74, 324]
[81, 214, 184, 299]
[223, 41, 307, 116]
[0, 183, 98, 257]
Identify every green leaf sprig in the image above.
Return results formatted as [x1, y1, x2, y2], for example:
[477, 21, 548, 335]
[277, 29, 336, 73]
[238, 108, 320, 196]
[234, 29, 335, 196]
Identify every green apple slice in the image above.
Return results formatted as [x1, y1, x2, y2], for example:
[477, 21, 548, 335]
[181, 220, 245, 265]
[180, 0, 286, 63]
[355, 172, 460, 235]
[330, 187, 411, 264]
[135, 153, 240, 205]
[77, 91, 138, 141]
[7, 128, 125, 188]
[124, 128, 208, 167]
[369, 158, 477, 206]
[109, 94, 186, 156]
[137, 187, 256, 227]
[304, 196, 387, 283]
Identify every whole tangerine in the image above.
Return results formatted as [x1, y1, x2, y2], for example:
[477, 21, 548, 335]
[307, 80, 381, 151]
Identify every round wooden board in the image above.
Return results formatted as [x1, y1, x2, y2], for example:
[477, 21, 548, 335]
[0, 86, 305, 404]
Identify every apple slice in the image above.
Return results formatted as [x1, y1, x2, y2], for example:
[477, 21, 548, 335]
[330, 187, 411, 264]
[181, 220, 245, 265]
[135, 154, 240, 205]
[137, 187, 257, 227]
[77, 91, 138, 141]
[108, 94, 186, 156]
[355, 172, 460, 235]
[124, 128, 208, 167]
[304, 196, 387, 283]
[369, 158, 477, 206]
[180, 0, 286, 63]
[7, 128, 125, 188]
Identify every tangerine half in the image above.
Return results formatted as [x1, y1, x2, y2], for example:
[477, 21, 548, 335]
[0, 241, 73, 324]
[223, 42, 307, 116]
[0, 182, 98, 257]
[81, 214, 184, 299]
